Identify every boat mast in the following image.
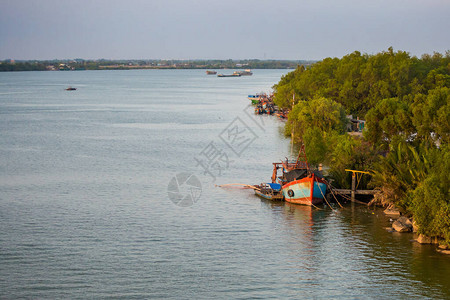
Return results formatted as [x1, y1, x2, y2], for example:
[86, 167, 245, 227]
[295, 143, 309, 171]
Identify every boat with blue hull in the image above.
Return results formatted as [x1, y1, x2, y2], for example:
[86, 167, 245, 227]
[270, 146, 327, 206]
[250, 145, 327, 205]
[248, 93, 268, 104]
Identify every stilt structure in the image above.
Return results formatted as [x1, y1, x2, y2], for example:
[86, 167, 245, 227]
[344, 169, 371, 202]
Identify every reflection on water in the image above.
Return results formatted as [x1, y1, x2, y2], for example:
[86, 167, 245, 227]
[259, 200, 450, 299]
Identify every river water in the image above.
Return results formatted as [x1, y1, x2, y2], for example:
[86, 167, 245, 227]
[0, 69, 449, 299]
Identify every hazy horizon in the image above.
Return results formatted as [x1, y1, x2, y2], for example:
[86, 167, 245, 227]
[1, 58, 316, 62]
[1, 0, 449, 61]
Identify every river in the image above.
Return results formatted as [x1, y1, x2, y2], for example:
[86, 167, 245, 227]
[0, 69, 449, 299]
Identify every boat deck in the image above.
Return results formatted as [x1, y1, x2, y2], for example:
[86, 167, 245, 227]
[254, 189, 284, 201]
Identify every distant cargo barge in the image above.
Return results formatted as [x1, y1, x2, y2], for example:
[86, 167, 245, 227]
[234, 69, 253, 76]
[217, 73, 241, 77]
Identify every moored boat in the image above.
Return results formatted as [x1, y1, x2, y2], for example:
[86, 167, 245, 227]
[248, 96, 261, 105]
[206, 70, 217, 75]
[254, 98, 276, 115]
[282, 173, 327, 206]
[270, 146, 327, 206]
[254, 183, 284, 200]
[275, 109, 288, 120]
[248, 92, 268, 104]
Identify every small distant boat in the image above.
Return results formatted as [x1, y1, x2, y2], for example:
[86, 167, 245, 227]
[248, 93, 268, 104]
[217, 73, 241, 77]
[255, 103, 275, 115]
[248, 95, 260, 105]
[206, 70, 217, 75]
[234, 69, 253, 76]
[254, 95, 276, 115]
[65, 87, 76, 91]
[275, 110, 288, 120]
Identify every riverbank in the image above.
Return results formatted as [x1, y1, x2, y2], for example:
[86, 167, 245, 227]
[270, 49, 449, 249]
[249, 88, 450, 254]
[382, 206, 450, 254]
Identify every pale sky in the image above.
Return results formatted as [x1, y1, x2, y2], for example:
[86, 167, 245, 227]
[0, 0, 449, 60]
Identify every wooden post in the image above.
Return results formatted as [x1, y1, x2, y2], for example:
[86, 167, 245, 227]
[345, 169, 371, 204]
[351, 172, 356, 202]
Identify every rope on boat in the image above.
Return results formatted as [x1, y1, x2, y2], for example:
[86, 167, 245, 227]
[294, 182, 322, 210]
[319, 183, 336, 211]
[218, 182, 338, 211]
[215, 183, 256, 189]
[310, 202, 322, 210]
[325, 181, 371, 206]
[324, 181, 344, 208]
[216, 183, 263, 192]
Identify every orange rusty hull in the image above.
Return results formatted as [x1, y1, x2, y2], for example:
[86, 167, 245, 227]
[282, 174, 327, 206]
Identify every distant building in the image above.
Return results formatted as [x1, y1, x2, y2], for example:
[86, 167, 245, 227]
[346, 115, 366, 133]
[58, 64, 72, 70]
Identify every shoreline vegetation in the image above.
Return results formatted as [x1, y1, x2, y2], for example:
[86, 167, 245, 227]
[271, 47, 449, 251]
[0, 59, 312, 72]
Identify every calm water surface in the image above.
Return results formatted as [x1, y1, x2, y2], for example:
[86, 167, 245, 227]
[0, 70, 449, 299]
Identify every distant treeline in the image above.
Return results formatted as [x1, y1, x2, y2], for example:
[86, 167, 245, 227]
[273, 47, 450, 245]
[0, 62, 48, 71]
[0, 59, 314, 72]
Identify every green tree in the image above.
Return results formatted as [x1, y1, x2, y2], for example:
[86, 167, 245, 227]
[364, 97, 414, 147]
[410, 145, 450, 244]
[303, 127, 328, 166]
[273, 47, 450, 244]
[412, 86, 450, 144]
[286, 97, 347, 141]
[328, 134, 377, 189]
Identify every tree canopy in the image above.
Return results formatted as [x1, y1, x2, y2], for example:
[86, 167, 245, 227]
[273, 48, 450, 117]
[274, 48, 450, 245]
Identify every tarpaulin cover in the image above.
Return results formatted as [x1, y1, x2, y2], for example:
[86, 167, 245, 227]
[267, 183, 282, 191]
[284, 169, 307, 182]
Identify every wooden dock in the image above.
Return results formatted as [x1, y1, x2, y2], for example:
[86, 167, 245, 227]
[330, 189, 376, 206]
[333, 170, 376, 204]
[333, 189, 377, 195]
